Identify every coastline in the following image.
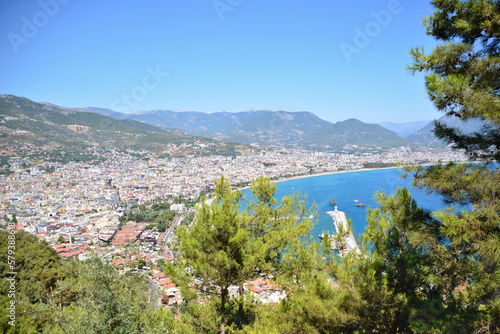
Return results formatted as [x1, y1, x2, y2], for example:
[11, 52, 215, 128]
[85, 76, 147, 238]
[239, 166, 403, 190]
[272, 165, 402, 185]
[239, 160, 472, 190]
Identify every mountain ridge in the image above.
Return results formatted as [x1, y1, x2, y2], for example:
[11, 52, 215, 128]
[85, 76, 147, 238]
[85, 107, 408, 148]
[0, 95, 248, 157]
[407, 115, 486, 144]
[378, 121, 431, 138]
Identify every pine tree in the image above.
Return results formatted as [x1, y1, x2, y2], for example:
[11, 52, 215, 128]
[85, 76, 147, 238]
[406, 0, 500, 331]
[408, 0, 500, 161]
[46, 257, 174, 334]
[246, 176, 317, 283]
[170, 176, 254, 334]
[238, 2, 500, 333]
[169, 176, 317, 333]
[252, 189, 446, 333]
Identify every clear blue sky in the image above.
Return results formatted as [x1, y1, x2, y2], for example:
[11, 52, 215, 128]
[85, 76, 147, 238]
[0, 0, 441, 123]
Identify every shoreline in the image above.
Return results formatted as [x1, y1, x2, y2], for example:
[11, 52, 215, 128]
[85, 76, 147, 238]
[239, 160, 472, 190]
[273, 165, 402, 185]
[239, 166, 402, 190]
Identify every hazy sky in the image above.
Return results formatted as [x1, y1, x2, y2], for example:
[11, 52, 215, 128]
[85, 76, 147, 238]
[1, 0, 441, 123]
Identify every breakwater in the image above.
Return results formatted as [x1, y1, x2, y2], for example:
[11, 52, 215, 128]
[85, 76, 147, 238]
[327, 208, 360, 254]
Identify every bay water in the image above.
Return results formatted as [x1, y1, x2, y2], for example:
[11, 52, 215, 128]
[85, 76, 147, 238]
[241, 168, 449, 244]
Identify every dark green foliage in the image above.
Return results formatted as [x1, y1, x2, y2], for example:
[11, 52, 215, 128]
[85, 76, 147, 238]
[0, 231, 64, 333]
[151, 202, 170, 210]
[137, 259, 146, 269]
[408, 0, 500, 161]
[0, 232, 63, 305]
[434, 121, 500, 161]
[404, 1, 500, 331]
[123, 204, 176, 225]
[0, 231, 177, 334]
[46, 257, 174, 334]
[169, 176, 316, 333]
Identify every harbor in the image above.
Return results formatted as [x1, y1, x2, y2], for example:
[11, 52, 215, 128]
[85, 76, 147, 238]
[323, 206, 360, 255]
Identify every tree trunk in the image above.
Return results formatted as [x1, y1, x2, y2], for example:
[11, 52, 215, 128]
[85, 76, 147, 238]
[236, 283, 244, 330]
[220, 288, 227, 334]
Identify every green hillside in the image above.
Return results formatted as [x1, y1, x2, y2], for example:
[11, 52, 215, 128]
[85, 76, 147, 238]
[0, 95, 248, 157]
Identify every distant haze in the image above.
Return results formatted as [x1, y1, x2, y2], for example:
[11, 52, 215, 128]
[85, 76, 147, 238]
[406, 115, 485, 144]
[378, 121, 431, 138]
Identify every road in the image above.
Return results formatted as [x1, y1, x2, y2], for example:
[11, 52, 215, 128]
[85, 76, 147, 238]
[148, 276, 161, 309]
[164, 209, 194, 246]
[164, 214, 182, 245]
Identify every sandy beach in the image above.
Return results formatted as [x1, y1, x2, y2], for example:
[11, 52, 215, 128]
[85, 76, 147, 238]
[238, 165, 405, 191]
[238, 161, 472, 191]
[272, 165, 403, 184]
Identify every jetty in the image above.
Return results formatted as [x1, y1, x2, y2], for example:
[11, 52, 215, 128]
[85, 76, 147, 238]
[318, 230, 339, 250]
[326, 207, 360, 254]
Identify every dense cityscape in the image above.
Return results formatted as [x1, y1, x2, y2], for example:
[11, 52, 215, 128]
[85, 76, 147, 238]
[0, 144, 467, 307]
[2, 1, 498, 332]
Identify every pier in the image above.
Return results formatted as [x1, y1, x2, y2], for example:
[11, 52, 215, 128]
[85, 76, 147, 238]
[326, 207, 360, 254]
[318, 230, 339, 250]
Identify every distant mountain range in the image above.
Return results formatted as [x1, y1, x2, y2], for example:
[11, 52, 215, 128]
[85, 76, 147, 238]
[0, 95, 248, 156]
[84, 108, 408, 148]
[5, 94, 482, 152]
[406, 115, 485, 144]
[377, 117, 485, 145]
[378, 121, 431, 138]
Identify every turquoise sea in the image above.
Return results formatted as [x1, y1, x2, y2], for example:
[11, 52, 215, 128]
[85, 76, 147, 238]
[241, 168, 448, 244]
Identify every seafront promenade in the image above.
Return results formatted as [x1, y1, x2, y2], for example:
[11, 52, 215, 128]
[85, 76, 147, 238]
[327, 208, 360, 254]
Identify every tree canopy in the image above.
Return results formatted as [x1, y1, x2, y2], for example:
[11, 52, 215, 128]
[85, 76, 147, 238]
[409, 0, 500, 161]
[0, 231, 174, 334]
[404, 0, 500, 331]
[167, 176, 316, 333]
